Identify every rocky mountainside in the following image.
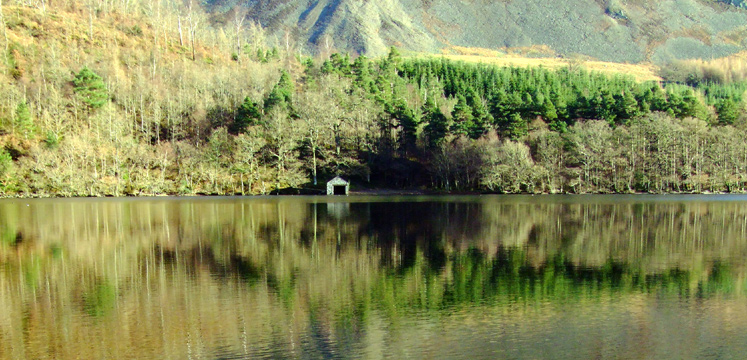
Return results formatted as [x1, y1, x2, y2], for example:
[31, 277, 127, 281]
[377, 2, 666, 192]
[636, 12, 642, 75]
[206, 0, 747, 63]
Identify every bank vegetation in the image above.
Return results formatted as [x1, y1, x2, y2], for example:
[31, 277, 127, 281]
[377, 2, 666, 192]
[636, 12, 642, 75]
[1, 1, 747, 196]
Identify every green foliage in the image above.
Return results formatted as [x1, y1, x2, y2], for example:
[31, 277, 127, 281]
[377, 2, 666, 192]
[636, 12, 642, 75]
[44, 131, 61, 149]
[264, 70, 294, 112]
[467, 90, 492, 139]
[614, 91, 639, 125]
[268, 47, 279, 60]
[423, 99, 449, 149]
[302, 58, 317, 83]
[386, 46, 401, 69]
[352, 56, 374, 91]
[450, 94, 474, 136]
[320, 60, 334, 75]
[389, 98, 420, 153]
[232, 97, 263, 133]
[256, 48, 267, 62]
[506, 113, 528, 139]
[716, 98, 741, 125]
[329, 53, 352, 75]
[549, 120, 568, 133]
[673, 89, 707, 120]
[14, 101, 35, 138]
[73, 67, 108, 109]
[0, 149, 12, 178]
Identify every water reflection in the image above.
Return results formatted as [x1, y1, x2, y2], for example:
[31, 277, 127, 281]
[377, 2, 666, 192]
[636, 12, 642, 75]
[1, 196, 747, 359]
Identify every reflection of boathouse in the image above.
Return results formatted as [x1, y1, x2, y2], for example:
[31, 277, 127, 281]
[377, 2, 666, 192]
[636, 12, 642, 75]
[326, 176, 349, 195]
[326, 202, 351, 219]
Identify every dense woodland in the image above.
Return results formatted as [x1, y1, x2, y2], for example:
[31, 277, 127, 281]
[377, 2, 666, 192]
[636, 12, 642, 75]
[2, 1, 747, 196]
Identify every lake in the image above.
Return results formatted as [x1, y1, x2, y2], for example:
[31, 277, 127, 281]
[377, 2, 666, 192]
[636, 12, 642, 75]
[1, 195, 747, 359]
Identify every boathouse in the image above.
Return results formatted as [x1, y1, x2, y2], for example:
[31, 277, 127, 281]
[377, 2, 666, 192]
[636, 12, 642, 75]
[327, 176, 349, 195]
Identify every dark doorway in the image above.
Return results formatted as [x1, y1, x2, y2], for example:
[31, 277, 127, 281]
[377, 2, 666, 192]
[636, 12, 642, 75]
[333, 185, 347, 195]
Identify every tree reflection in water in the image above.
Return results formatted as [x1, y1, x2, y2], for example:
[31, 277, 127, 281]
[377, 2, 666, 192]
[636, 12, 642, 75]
[0, 196, 746, 358]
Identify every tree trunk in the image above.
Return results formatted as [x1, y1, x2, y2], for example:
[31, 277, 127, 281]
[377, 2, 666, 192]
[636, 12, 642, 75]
[89, 9, 94, 41]
[312, 143, 317, 185]
[191, 32, 196, 61]
[178, 17, 183, 47]
[236, 29, 241, 60]
[234, 9, 244, 61]
[0, 0, 7, 52]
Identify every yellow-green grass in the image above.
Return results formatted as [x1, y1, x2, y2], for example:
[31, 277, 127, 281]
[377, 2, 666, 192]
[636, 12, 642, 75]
[408, 45, 663, 83]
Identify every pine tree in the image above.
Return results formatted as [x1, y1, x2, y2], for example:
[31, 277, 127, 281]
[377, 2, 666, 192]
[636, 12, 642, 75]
[716, 98, 741, 125]
[0, 149, 12, 179]
[680, 90, 706, 120]
[265, 70, 295, 112]
[232, 97, 263, 133]
[423, 98, 449, 149]
[352, 56, 373, 91]
[507, 113, 528, 139]
[542, 100, 558, 123]
[666, 90, 683, 117]
[615, 91, 639, 125]
[390, 98, 419, 155]
[386, 47, 402, 69]
[73, 67, 108, 109]
[451, 94, 474, 136]
[14, 101, 34, 139]
[330, 53, 351, 75]
[302, 58, 317, 87]
[646, 85, 668, 112]
[321, 60, 334, 75]
[467, 90, 492, 139]
[550, 91, 569, 121]
[489, 90, 510, 126]
[597, 90, 617, 123]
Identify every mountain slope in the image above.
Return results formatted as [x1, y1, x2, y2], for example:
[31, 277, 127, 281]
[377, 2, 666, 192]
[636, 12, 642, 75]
[207, 0, 747, 63]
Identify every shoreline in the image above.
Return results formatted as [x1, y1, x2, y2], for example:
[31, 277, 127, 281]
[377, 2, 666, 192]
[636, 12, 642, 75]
[0, 188, 741, 199]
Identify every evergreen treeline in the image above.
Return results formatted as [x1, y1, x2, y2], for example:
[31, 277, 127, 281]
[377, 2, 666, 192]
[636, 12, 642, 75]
[1, 2, 747, 196]
[274, 51, 747, 193]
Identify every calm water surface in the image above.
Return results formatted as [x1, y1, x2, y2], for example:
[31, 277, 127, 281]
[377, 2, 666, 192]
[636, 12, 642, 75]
[1, 195, 747, 359]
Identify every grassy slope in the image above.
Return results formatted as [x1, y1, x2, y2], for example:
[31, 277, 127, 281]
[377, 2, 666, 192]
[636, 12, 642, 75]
[429, 46, 663, 82]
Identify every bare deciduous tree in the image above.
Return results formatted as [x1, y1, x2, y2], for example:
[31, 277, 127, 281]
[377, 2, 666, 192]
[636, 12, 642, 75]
[0, 0, 7, 52]
[319, 33, 334, 60]
[232, 5, 247, 60]
[297, 91, 335, 185]
[186, 0, 200, 61]
[248, 20, 265, 55]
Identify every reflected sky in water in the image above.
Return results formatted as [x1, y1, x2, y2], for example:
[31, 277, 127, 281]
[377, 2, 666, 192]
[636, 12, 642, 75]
[1, 195, 747, 359]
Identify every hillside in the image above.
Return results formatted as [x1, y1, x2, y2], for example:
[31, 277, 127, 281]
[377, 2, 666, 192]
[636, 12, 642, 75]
[2, 1, 747, 197]
[206, 0, 747, 63]
[423, 46, 662, 82]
